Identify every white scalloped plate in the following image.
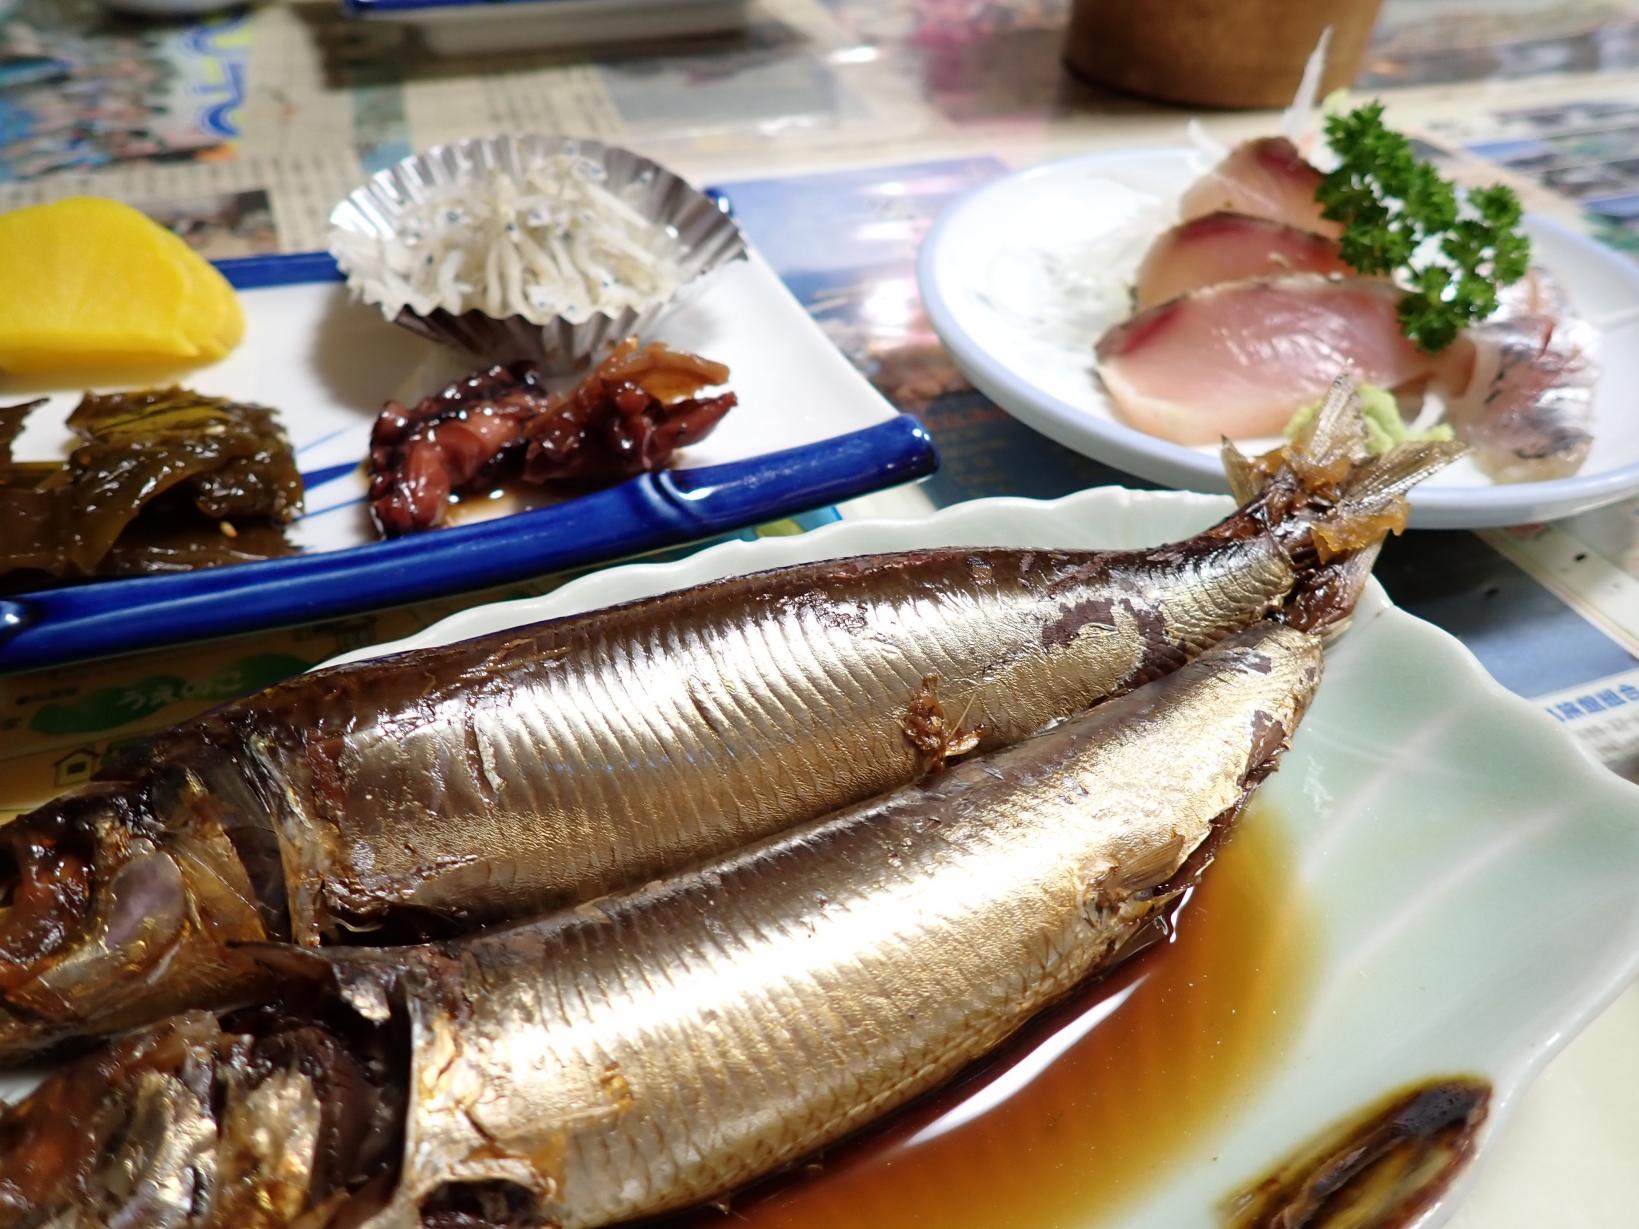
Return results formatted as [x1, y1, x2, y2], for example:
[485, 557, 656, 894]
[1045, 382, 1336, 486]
[334, 486, 1639, 1229]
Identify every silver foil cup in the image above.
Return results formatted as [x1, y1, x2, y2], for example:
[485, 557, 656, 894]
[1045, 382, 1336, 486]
[328, 134, 748, 372]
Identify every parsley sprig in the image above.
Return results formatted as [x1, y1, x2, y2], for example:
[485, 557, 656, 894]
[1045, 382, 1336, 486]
[1317, 103, 1530, 352]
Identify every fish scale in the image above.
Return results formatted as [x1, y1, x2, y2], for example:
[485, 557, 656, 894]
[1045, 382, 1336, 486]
[335, 627, 1316, 1227]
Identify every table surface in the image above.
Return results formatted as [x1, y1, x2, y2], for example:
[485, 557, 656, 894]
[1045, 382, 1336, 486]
[2, 0, 1638, 1223]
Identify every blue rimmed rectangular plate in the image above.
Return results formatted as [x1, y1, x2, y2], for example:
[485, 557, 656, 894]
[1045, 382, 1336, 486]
[342, 0, 751, 57]
[0, 249, 936, 672]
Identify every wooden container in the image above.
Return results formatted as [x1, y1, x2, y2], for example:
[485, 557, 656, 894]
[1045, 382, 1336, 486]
[1064, 0, 1386, 110]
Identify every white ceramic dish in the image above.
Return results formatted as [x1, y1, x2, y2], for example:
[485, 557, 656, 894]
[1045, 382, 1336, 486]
[917, 148, 1639, 530]
[325, 486, 1639, 1228]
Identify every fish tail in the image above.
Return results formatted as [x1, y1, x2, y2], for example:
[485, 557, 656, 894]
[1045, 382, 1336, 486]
[1311, 435, 1468, 559]
[1221, 376, 1466, 633]
[1222, 377, 1465, 555]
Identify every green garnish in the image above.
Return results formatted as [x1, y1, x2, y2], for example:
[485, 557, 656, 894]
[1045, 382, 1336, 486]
[1284, 383, 1454, 455]
[1317, 102, 1531, 352]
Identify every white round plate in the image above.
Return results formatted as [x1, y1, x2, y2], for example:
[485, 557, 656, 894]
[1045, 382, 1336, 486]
[325, 487, 1639, 1229]
[917, 147, 1639, 529]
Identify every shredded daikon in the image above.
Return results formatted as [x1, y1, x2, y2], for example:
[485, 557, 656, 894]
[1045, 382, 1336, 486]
[1184, 119, 1229, 178]
[331, 154, 688, 324]
[1279, 27, 1333, 153]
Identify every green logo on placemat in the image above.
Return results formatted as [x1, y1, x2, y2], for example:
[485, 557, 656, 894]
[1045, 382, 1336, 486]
[29, 652, 309, 735]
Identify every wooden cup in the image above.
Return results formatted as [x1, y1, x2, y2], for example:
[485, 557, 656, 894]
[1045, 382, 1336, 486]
[1064, 0, 1386, 110]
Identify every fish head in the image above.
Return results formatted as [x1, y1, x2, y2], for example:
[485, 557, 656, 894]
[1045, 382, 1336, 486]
[0, 1011, 222, 1228]
[0, 1005, 408, 1228]
[0, 775, 266, 1058]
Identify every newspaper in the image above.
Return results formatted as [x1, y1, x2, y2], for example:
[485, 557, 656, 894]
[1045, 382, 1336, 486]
[0, 146, 364, 255]
[1362, 0, 1639, 87]
[1420, 93, 1639, 742]
[1, 0, 247, 181]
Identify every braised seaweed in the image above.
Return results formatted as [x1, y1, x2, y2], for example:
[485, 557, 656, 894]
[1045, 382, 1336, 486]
[0, 388, 302, 590]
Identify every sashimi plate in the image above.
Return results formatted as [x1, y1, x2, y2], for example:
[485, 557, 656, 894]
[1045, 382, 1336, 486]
[918, 147, 1639, 530]
[327, 486, 1639, 1229]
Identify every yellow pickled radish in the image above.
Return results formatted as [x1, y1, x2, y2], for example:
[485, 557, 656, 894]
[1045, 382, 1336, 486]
[0, 197, 242, 375]
[159, 232, 224, 363]
[155, 224, 244, 357]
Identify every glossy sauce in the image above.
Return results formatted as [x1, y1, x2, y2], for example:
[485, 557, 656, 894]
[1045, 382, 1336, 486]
[667, 800, 1314, 1229]
[443, 479, 561, 526]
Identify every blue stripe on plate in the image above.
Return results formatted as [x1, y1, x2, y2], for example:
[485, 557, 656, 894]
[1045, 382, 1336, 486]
[216, 251, 344, 289]
[0, 416, 937, 672]
[299, 460, 365, 490]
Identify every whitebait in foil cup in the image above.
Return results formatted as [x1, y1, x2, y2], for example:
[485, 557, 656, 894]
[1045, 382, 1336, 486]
[328, 134, 747, 370]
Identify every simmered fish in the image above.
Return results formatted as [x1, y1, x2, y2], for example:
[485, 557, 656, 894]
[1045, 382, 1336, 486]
[0, 622, 1321, 1229]
[0, 384, 1457, 1059]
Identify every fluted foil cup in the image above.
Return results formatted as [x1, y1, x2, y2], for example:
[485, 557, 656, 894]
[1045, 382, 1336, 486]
[328, 134, 747, 372]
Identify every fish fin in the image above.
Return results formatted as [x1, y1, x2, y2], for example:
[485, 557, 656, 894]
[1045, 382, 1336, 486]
[1215, 375, 1466, 631]
[902, 674, 982, 775]
[1309, 438, 1468, 562]
[1341, 438, 1470, 506]
[1221, 439, 1264, 505]
[1231, 375, 1465, 563]
[1287, 376, 1370, 491]
[1217, 377, 1375, 503]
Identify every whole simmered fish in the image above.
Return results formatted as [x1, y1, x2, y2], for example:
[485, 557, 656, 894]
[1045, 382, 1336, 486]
[0, 384, 1455, 1058]
[0, 622, 1321, 1229]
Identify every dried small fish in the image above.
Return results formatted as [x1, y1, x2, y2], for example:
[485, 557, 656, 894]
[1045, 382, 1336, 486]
[0, 383, 1458, 1059]
[0, 623, 1321, 1229]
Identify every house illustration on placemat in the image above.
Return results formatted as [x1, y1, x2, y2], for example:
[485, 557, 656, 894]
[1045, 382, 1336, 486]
[53, 746, 98, 787]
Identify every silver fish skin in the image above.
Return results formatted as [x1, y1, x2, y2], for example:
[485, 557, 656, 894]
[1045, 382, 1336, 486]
[1438, 311, 1597, 483]
[0, 412, 1409, 1061]
[360, 622, 1320, 1228]
[0, 622, 1320, 1229]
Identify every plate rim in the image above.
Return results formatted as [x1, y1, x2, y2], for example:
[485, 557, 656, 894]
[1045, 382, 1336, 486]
[916, 144, 1639, 530]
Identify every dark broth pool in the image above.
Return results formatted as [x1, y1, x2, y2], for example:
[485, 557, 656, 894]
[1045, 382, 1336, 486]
[663, 799, 1314, 1229]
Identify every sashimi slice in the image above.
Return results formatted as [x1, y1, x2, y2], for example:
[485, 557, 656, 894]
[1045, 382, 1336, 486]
[1178, 138, 1341, 239]
[1436, 313, 1596, 483]
[1494, 265, 1568, 321]
[1133, 211, 1353, 310]
[1095, 275, 1437, 445]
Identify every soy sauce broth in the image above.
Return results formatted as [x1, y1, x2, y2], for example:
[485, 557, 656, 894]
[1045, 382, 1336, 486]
[669, 799, 1314, 1229]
